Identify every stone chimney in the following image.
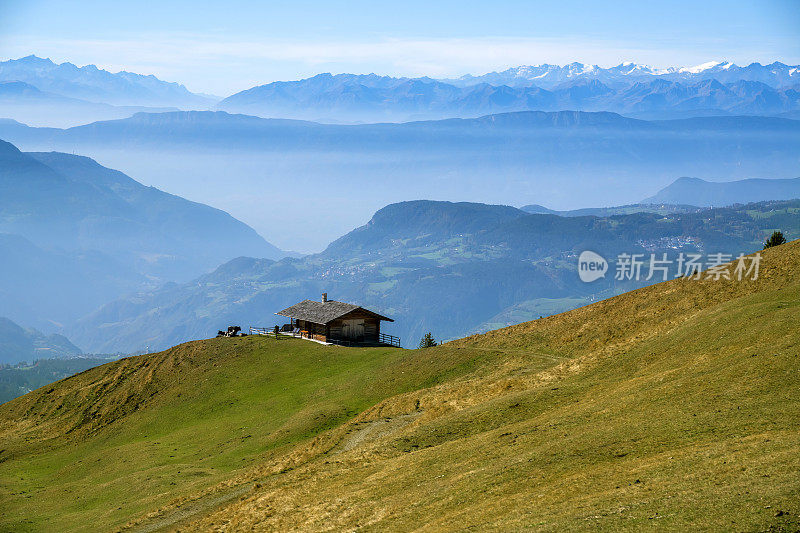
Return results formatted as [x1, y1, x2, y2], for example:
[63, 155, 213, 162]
[322, 293, 328, 303]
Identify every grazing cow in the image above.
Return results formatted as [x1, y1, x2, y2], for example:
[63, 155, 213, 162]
[217, 326, 242, 338]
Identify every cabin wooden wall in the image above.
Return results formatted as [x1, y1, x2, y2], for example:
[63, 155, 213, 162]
[329, 320, 343, 341]
[329, 310, 381, 342]
[295, 310, 386, 343]
[364, 318, 378, 341]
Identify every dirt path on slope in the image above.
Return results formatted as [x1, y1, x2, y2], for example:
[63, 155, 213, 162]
[332, 412, 421, 453]
[122, 412, 421, 533]
[120, 482, 254, 533]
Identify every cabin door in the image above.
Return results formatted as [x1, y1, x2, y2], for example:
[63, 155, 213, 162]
[341, 319, 365, 341]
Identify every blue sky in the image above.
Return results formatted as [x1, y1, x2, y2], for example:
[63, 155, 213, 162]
[1, 0, 799, 95]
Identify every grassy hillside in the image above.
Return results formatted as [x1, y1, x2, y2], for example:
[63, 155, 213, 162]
[1, 241, 799, 531]
[157, 240, 800, 531]
[0, 338, 493, 532]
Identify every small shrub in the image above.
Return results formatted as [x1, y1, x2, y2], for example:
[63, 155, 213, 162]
[763, 230, 787, 249]
[418, 332, 438, 349]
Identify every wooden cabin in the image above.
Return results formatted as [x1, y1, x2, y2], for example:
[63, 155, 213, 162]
[276, 294, 398, 346]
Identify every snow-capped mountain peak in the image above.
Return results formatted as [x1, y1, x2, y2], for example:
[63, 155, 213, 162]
[612, 62, 671, 75]
[445, 60, 799, 89]
[679, 61, 729, 74]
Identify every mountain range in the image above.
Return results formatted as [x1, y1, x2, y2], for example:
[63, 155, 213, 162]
[219, 74, 800, 122]
[67, 198, 800, 354]
[0, 317, 81, 365]
[0, 138, 285, 333]
[445, 60, 800, 89]
[0, 55, 214, 107]
[0, 80, 179, 127]
[642, 176, 800, 206]
[2, 110, 798, 251]
[520, 176, 800, 215]
[0, 55, 214, 126]
[0, 231, 145, 335]
[2, 57, 800, 127]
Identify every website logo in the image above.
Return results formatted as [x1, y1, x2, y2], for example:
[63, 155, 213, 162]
[578, 251, 608, 282]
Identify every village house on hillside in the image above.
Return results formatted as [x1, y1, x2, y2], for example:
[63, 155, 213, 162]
[276, 294, 399, 347]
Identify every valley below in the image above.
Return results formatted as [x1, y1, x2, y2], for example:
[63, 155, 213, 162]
[65, 198, 800, 354]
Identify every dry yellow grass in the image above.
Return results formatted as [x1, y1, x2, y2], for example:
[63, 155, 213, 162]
[155, 242, 800, 531]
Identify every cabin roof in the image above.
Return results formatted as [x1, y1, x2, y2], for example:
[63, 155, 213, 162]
[276, 299, 394, 325]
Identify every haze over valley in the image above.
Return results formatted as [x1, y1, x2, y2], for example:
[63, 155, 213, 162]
[2, 109, 799, 251]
